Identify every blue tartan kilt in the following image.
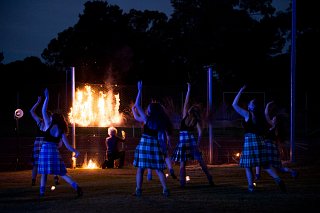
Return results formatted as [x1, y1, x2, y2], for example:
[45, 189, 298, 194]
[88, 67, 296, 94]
[171, 131, 203, 162]
[264, 139, 282, 168]
[239, 133, 268, 168]
[32, 137, 44, 166]
[38, 142, 67, 175]
[133, 134, 166, 170]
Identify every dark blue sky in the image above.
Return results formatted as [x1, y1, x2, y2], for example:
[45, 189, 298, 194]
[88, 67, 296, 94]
[0, 0, 289, 64]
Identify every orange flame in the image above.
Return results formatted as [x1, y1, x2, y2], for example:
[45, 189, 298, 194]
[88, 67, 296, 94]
[68, 85, 123, 127]
[86, 159, 98, 169]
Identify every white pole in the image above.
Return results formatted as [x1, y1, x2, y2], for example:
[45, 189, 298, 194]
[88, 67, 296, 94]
[66, 68, 68, 113]
[71, 67, 76, 168]
[206, 65, 214, 164]
[290, 0, 296, 163]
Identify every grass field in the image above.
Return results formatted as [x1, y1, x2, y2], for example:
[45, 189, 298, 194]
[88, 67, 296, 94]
[1, 163, 319, 213]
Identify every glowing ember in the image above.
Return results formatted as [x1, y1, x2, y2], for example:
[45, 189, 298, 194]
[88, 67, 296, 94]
[84, 159, 98, 169]
[68, 85, 123, 127]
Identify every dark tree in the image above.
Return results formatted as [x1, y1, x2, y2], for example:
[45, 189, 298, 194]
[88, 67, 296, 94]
[0, 52, 4, 64]
[41, 0, 290, 90]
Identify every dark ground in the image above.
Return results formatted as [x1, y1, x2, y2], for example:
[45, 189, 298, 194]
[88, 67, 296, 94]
[0, 130, 318, 213]
[0, 162, 319, 213]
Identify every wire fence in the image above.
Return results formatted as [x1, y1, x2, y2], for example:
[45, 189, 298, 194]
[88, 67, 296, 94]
[0, 82, 315, 171]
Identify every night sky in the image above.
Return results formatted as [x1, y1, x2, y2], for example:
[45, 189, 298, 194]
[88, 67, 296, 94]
[0, 0, 173, 64]
[0, 0, 289, 64]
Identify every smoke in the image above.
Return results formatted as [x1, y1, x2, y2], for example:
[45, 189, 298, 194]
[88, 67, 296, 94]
[103, 45, 133, 86]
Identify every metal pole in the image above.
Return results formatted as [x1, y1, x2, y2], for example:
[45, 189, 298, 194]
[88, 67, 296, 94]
[71, 67, 76, 168]
[206, 65, 214, 164]
[15, 92, 20, 170]
[290, 0, 296, 163]
[66, 68, 68, 113]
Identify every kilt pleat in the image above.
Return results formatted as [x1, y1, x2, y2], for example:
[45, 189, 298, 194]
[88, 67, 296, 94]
[38, 142, 67, 175]
[133, 134, 166, 170]
[171, 131, 203, 162]
[32, 137, 44, 166]
[264, 139, 282, 168]
[239, 133, 268, 168]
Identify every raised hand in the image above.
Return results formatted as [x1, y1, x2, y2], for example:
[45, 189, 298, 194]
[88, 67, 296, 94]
[74, 150, 80, 158]
[137, 81, 142, 91]
[266, 101, 274, 106]
[240, 85, 246, 93]
[36, 96, 42, 104]
[44, 88, 49, 97]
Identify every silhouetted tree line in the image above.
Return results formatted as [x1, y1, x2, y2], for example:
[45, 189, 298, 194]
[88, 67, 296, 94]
[0, 0, 319, 136]
[40, 0, 290, 88]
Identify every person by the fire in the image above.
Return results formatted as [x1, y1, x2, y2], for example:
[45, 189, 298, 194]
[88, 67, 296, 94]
[102, 126, 126, 169]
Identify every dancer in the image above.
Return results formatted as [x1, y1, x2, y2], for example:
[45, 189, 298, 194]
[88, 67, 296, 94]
[232, 85, 286, 192]
[255, 101, 297, 180]
[131, 81, 170, 197]
[38, 88, 83, 197]
[30, 95, 60, 186]
[172, 83, 214, 188]
[147, 119, 177, 181]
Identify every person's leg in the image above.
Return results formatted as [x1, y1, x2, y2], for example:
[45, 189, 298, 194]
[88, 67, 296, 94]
[39, 174, 48, 196]
[134, 168, 144, 196]
[165, 156, 173, 171]
[198, 158, 214, 185]
[179, 161, 186, 187]
[101, 160, 107, 169]
[118, 151, 125, 168]
[245, 167, 254, 192]
[54, 175, 60, 185]
[165, 156, 177, 179]
[106, 155, 114, 168]
[31, 166, 37, 186]
[264, 165, 287, 192]
[155, 169, 169, 197]
[32, 141, 41, 186]
[102, 151, 108, 169]
[280, 167, 290, 173]
[279, 166, 298, 178]
[147, 169, 153, 181]
[255, 166, 261, 181]
[61, 174, 83, 197]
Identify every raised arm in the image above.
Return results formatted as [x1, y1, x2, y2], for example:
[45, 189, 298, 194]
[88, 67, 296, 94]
[42, 88, 50, 128]
[118, 131, 126, 143]
[121, 130, 126, 142]
[132, 81, 146, 123]
[232, 85, 249, 121]
[265, 101, 274, 126]
[165, 131, 171, 148]
[182, 83, 191, 118]
[61, 133, 79, 158]
[30, 96, 42, 125]
[196, 122, 202, 144]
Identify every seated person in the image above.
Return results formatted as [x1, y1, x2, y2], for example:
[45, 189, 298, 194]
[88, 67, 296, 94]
[102, 127, 125, 169]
